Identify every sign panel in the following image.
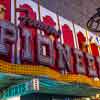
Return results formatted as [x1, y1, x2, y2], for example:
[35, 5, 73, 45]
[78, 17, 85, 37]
[0, 0, 100, 85]
[2, 80, 34, 99]
[33, 78, 39, 91]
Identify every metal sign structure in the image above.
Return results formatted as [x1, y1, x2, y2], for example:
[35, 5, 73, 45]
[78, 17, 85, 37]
[0, 0, 100, 99]
[87, 8, 100, 33]
[2, 80, 34, 99]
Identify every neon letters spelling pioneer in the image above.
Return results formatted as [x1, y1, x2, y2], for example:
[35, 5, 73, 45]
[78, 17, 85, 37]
[0, 18, 100, 78]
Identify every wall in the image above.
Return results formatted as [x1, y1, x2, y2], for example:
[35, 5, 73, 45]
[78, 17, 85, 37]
[35, 0, 100, 29]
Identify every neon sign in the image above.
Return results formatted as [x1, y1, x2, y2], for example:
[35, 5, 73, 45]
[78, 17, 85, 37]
[0, 19, 100, 78]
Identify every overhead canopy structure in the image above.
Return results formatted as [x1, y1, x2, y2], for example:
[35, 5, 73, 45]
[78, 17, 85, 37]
[0, 60, 100, 99]
[1, 76, 100, 99]
[39, 78, 100, 97]
[0, 73, 31, 98]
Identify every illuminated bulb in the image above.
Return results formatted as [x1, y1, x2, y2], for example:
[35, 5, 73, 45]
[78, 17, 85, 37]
[0, 4, 6, 20]
[17, 45, 20, 51]
[94, 77, 99, 81]
[49, 35, 55, 42]
[7, 96, 20, 100]
[85, 98, 90, 100]
[96, 94, 100, 98]
[91, 96, 95, 100]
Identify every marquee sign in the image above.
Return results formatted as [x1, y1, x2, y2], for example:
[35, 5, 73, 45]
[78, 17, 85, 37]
[0, 18, 100, 77]
[0, 0, 100, 88]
